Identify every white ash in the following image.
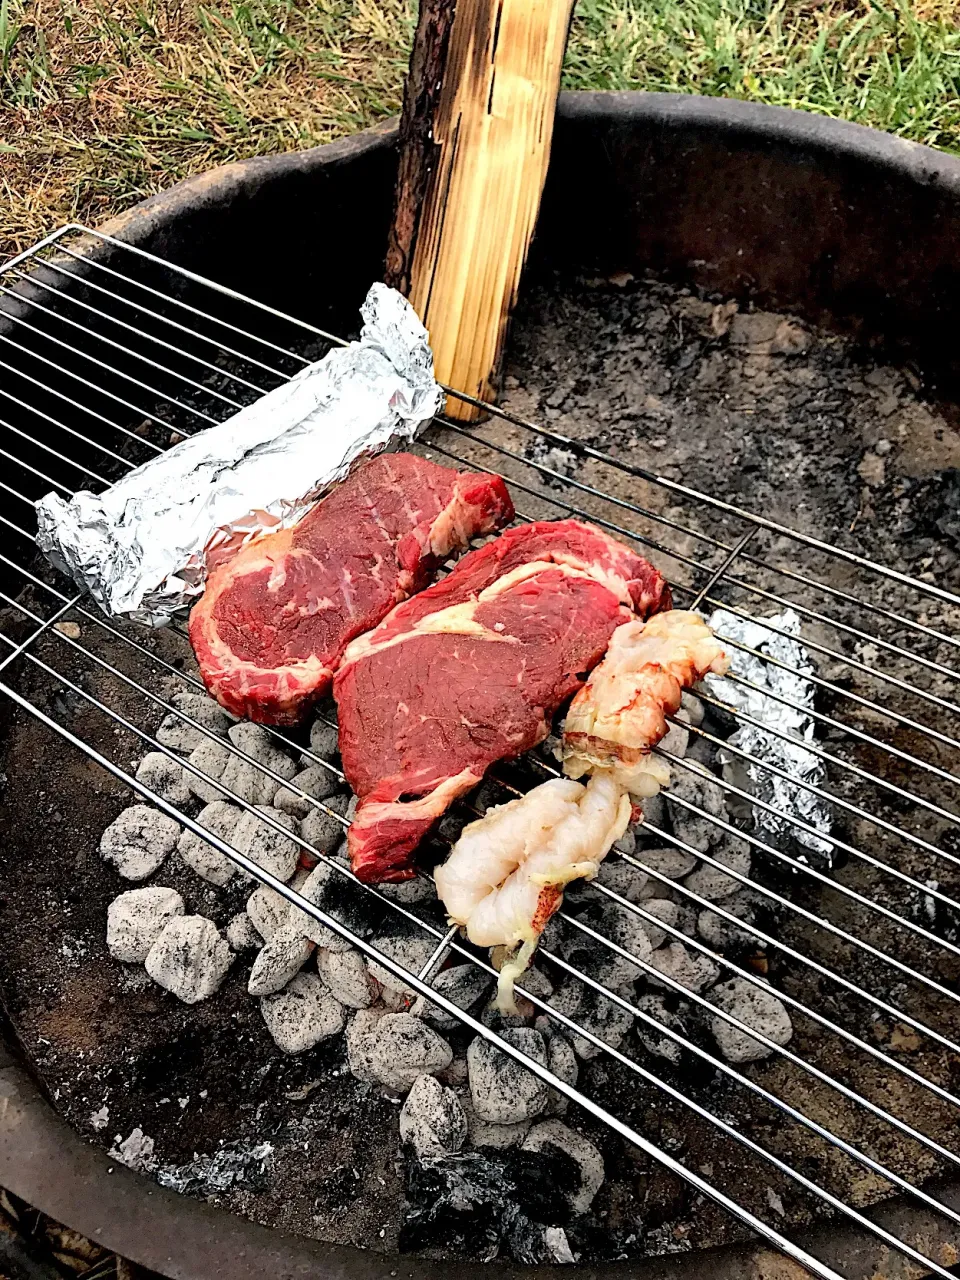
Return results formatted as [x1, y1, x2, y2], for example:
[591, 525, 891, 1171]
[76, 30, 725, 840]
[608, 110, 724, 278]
[660, 710, 690, 759]
[380, 985, 416, 1013]
[467, 1028, 549, 1125]
[683, 836, 751, 901]
[286, 859, 367, 948]
[399, 1074, 467, 1159]
[156, 1140, 273, 1195]
[259, 971, 345, 1053]
[637, 898, 682, 950]
[106, 886, 184, 963]
[366, 930, 436, 997]
[575, 856, 647, 904]
[134, 752, 192, 808]
[89, 1105, 109, 1132]
[345, 1006, 389, 1082]
[540, 980, 633, 1061]
[145, 915, 233, 1004]
[411, 963, 493, 1031]
[681, 691, 704, 726]
[110, 1127, 157, 1172]
[647, 941, 720, 994]
[185, 738, 232, 804]
[543, 1032, 578, 1118]
[225, 911, 261, 952]
[708, 977, 793, 1063]
[697, 891, 759, 952]
[635, 846, 698, 881]
[460, 1092, 532, 1149]
[664, 763, 727, 854]
[301, 793, 350, 854]
[176, 800, 243, 886]
[273, 766, 342, 818]
[247, 881, 296, 941]
[706, 607, 834, 864]
[100, 805, 180, 881]
[522, 1119, 604, 1215]
[635, 993, 686, 1064]
[156, 691, 231, 754]
[365, 1013, 453, 1092]
[225, 722, 298, 801]
[187, 723, 297, 807]
[305, 718, 340, 763]
[316, 946, 377, 1008]
[544, 1227, 576, 1266]
[232, 805, 300, 882]
[248, 925, 313, 996]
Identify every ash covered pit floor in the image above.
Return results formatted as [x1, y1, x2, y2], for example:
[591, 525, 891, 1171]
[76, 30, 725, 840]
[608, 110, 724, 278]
[1, 269, 959, 1265]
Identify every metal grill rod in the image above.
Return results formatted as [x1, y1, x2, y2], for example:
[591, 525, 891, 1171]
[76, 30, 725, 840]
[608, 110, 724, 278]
[55, 222, 956, 626]
[3, 570, 960, 1173]
[3, 542, 959, 1148]
[0, 299, 225, 423]
[425, 438, 960, 719]
[2, 491, 956, 1048]
[4, 475, 956, 991]
[3, 225, 960, 1277]
[514, 750, 960, 1053]
[3, 364, 953, 855]
[2, 670, 853, 1280]
[431, 429, 960, 692]
[0, 334, 177, 440]
[51, 244, 314, 372]
[439, 383, 960, 612]
[2, 642, 955, 1280]
[3, 266, 277, 396]
[14, 224, 960, 645]
[662, 715, 960, 876]
[3, 269, 956, 739]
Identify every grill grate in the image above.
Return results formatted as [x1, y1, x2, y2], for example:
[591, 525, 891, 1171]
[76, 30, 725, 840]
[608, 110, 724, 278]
[2, 225, 960, 1279]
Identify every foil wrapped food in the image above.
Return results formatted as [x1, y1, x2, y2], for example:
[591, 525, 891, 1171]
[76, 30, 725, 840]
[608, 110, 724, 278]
[36, 283, 443, 625]
[704, 607, 834, 866]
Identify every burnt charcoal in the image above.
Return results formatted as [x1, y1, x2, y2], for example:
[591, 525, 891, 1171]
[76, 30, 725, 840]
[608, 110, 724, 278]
[503, 1212, 557, 1264]
[401, 1143, 578, 1260]
[922, 468, 960, 548]
[400, 1151, 513, 1259]
[500, 1143, 578, 1224]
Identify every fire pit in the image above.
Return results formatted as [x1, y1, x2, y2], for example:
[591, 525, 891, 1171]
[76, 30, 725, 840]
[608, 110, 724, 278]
[1, 93, 960, 1280]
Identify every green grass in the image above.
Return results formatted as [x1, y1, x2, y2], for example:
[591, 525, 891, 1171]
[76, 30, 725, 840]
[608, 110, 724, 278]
[1, 0, 959, 259]
[565, 0, 960, 149]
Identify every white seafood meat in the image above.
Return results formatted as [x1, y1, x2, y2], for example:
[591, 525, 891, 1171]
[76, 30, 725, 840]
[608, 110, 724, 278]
[562, 610, 729, 797]
[434, 774, 631, 1010]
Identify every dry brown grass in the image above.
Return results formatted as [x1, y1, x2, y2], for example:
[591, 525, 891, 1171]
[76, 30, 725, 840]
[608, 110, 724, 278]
[0, 0, 414, 257]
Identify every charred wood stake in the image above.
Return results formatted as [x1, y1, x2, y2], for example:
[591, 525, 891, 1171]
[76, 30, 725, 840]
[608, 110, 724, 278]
[386, 0, 577, 421]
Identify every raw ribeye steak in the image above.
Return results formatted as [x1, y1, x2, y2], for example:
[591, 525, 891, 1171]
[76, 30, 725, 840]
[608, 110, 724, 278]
[189, 453, 514, 725]
[334, 519, 671, 882]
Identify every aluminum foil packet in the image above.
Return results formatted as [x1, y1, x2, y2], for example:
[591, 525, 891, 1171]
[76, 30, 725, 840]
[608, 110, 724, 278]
[704, 607, 834, 866]
[36, 283, 443, 625]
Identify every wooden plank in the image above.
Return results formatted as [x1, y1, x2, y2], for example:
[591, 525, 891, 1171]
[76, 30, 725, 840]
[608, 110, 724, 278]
[389, 0, 575, 422]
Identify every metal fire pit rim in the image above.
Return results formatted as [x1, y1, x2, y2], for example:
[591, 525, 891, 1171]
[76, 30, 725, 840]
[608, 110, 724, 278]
[8, 1038, 960, 1280]
[4, 91, 960, 1280]
[83, 92, 960, 260]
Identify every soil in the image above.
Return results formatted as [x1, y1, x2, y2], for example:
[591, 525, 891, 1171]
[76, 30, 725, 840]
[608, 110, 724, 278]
[1, 267, 960, 1267]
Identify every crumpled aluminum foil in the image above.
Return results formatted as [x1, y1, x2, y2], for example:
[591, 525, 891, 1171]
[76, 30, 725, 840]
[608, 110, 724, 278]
[704, 607, 834, 866]
[36, 283, 442, 625]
